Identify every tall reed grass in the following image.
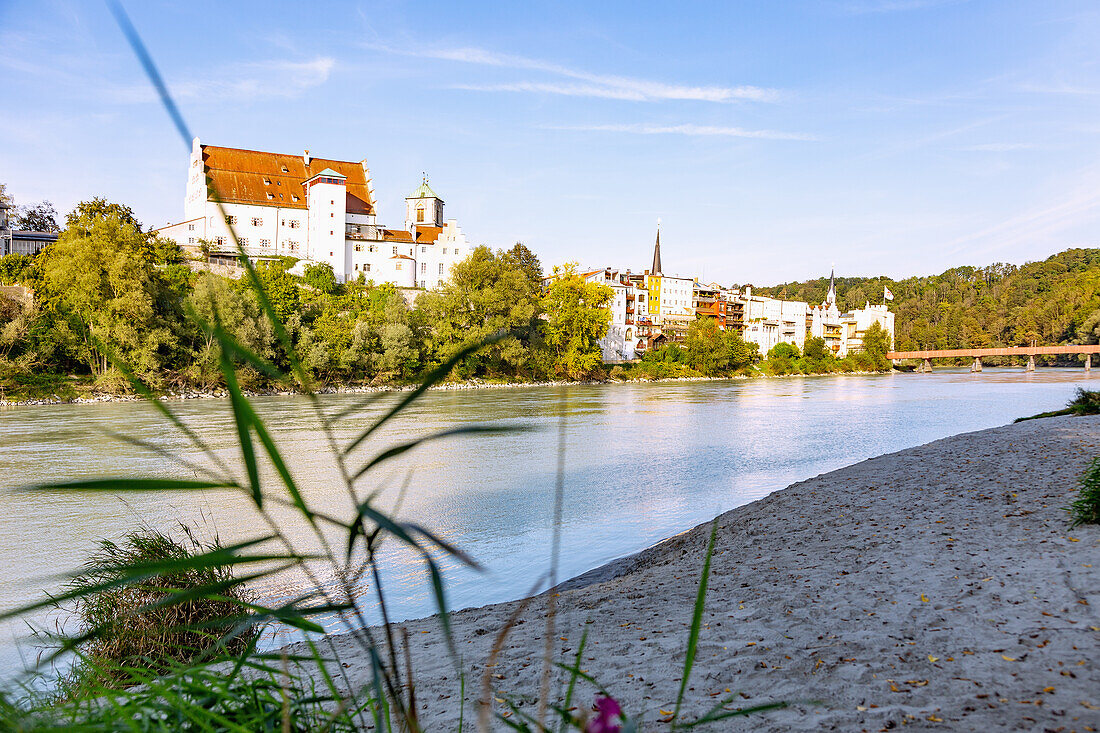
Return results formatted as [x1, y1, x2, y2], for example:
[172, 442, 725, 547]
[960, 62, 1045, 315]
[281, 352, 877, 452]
[0, 3, 785, 729]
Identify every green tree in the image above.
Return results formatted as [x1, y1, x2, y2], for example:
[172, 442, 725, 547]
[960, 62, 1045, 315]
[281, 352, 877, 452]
[39, 209, 177, 383]
[540, 262, 613, 379]
[66, 197, 142, 231]
[684, 318, 727, 376]
[859, 321, 891, 370]
[303, 262, 338, 294]
[246, 261, 300, 322]
[14, 201, 60, 232]
[418, 245, 542, 378]
[765, 341, 801, 375]
[184, 272, 275, 389]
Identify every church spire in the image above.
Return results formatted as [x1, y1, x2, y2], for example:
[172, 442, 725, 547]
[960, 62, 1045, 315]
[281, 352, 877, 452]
[826, 265, 837, 306]
[651, 219, 662, 275]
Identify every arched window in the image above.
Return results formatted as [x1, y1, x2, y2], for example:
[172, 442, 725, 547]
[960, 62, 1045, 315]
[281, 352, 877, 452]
[416, 204, 425, 223]
[625, 329, 633, 340]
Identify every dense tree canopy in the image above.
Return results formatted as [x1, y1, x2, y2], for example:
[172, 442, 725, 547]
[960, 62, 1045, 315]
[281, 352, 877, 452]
[754, 249, 1100, 353]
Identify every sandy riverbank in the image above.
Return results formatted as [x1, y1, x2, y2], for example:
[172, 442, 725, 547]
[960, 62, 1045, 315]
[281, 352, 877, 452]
[293, 414, 1100, 731]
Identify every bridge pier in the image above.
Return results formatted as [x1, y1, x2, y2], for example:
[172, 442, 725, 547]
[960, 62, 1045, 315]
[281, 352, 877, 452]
[971, 357, 982, 373]
[1087, 355, 1092, 373]
[922, 358, 933, 373]
[1027, 354, 1036, 372]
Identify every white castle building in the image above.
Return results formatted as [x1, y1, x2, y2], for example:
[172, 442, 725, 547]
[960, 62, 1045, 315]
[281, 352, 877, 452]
[156, 139, 471, 287]
[809, 269, 895, 357]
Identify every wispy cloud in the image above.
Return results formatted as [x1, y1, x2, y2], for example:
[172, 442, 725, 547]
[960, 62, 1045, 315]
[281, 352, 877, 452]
[113, 57, 336, 103]
[959, 142, 1037, 152]
[547, 123, 817, 141]
[368, 44, 779, 103]
[946, 163, 1100, 256]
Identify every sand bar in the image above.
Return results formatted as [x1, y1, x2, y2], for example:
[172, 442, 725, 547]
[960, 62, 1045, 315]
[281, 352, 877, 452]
[294, 415, 1100, 730]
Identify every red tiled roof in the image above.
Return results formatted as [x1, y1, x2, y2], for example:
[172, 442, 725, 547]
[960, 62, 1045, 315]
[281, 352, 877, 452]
[201, 145, 374, 214]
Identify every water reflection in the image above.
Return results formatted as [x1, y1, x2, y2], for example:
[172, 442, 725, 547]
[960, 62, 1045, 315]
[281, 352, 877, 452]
[0, 368, 1093, 676]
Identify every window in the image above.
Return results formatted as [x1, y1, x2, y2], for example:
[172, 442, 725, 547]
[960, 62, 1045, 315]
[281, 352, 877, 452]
[286, 240, 298, 251]
[330, 231, 333, 235]
[420, 280, 426, 287]
[392, 246, 398, 255]
[292, 195, 299, 202]
[252, 217, 262, 226]
[330, 212, 334, 218]
[288, 220, 300, 229]
[225, 215, 237, 225]
[368, 245, 376, 253]
[187, 223, 195, 231]
[416, 205, 425, 223]
[365, 263, 371, 272]
[438, 263, 444, 274]
[420, 262, 426, 273]
[238, 237, 248, 246]
[354, 244, 362, 252]
[395, 262, 402, 270]
[188, 237, 195, 244]
[354, 264, 359, 271]
[216, 236, 226, 246]
[260, 239, 270, 248]
[330, 200, 334, 205]
[281, 165, 289, 173]
[421, 246, 426, 253]
[454, 248, 460, 256]
[443, 247, 447, 254]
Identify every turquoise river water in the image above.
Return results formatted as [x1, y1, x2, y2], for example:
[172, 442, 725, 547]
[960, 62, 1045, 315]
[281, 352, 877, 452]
[0, 368, 1094, 679]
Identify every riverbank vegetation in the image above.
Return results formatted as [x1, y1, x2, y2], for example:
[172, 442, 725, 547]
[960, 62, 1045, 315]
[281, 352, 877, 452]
[754, 247, 1100, 365]
[0, 197, 895, 402]
[0, 198, 624, 399]
[0, 278, 779, 728]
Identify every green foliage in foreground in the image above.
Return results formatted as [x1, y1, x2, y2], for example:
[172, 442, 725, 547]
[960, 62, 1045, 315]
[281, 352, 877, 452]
[55, 525, 256, 693]
[2, 655, 366, 732]
[1070, 457, 1100, 529]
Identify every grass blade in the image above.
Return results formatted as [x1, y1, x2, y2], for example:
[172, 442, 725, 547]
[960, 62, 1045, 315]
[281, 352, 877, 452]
[672, 519, 718, 727]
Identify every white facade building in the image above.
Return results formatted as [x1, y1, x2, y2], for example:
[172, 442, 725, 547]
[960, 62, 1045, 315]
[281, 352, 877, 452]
[584, 268, 642, 361]
[156, 139, 471, 287]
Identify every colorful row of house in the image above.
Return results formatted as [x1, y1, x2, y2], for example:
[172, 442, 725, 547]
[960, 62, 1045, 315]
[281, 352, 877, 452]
[581, 228, 894, 362]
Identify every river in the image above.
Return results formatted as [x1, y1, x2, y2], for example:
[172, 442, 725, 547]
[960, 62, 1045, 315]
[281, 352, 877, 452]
[0, 369, 1094, 679]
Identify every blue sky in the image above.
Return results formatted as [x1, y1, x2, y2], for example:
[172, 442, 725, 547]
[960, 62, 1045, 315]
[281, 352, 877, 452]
[2, 0, 1099, 284]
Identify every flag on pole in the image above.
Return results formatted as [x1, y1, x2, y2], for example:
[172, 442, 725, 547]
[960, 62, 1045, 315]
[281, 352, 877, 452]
[883, 286, 894, 301]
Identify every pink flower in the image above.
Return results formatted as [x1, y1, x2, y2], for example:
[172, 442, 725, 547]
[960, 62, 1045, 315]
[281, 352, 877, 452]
[585, 695, 623, 733]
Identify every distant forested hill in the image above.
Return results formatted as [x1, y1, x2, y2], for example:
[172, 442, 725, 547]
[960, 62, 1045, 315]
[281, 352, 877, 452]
[751, 248, 1100, 352]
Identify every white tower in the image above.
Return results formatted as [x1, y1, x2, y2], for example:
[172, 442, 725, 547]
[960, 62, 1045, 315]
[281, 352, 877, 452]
[305, 168, 348, 280]
[405, 175, 443, 230]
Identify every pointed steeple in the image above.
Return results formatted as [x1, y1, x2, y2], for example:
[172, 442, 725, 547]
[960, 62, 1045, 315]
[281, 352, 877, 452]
[826, 266, 836, 306]
[651, 219, 662, 275]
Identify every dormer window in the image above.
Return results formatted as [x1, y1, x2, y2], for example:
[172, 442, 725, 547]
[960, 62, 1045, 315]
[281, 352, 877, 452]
[281, 165, 289, 173]
[266, 193, 274, 200]
[292, 195, 300, 202]
[263, 178, 271, 185]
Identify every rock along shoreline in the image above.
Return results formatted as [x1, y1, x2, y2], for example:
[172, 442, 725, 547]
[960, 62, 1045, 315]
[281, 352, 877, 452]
[293, 415, 1100, 731]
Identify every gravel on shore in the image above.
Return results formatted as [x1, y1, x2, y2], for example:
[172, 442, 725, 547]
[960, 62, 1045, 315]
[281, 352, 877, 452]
[293, 415, 1100, 731]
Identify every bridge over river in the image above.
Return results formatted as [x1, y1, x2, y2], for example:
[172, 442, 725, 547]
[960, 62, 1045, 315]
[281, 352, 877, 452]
[888, 345, 1100, 372]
